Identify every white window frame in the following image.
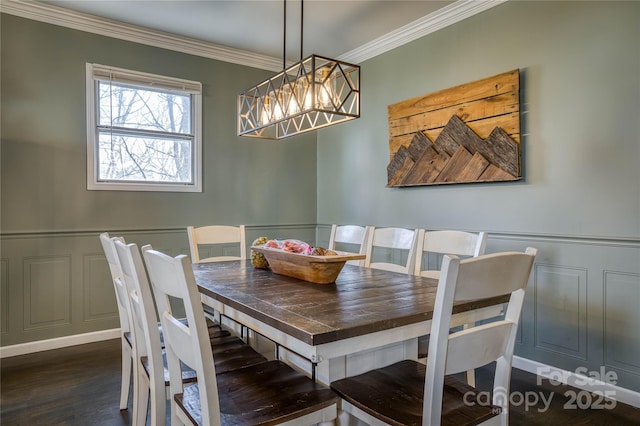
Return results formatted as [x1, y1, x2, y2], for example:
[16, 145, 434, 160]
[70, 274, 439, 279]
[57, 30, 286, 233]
[86, 63, 202, 192]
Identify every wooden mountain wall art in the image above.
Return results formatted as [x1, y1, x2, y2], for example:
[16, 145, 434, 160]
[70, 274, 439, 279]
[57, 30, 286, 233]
[387, 69, 521, 187]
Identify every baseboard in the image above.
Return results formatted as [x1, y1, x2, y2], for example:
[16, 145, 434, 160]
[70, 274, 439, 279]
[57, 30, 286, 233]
[0, 329, 120, 359]
[513, 356, 640, 408]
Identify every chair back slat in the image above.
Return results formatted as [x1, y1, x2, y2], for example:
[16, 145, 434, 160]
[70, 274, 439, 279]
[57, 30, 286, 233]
[145, 251, 190, 300]
[365, 227, 418, 274]
[370, 260, 409, 274]
[187, 225, 246, 263]
[445, 321, 513, 375]
[421, 230, 486, 257]
[329, 225, 372, 266]
[415, 229, 487, 277]
[331, 225, 367, 246]
[454, 250, 535, 302]
[126, 289, 147, 356]
[112, 278, 131, 333]
[162, 312, 199, 370]
[370, 227, 415, 249]
[99, 233, 124, 278]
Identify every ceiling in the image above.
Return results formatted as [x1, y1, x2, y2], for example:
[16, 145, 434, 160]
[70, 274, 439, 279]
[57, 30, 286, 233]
[37, 0, 453, 59]
[3, 1, 507, 69]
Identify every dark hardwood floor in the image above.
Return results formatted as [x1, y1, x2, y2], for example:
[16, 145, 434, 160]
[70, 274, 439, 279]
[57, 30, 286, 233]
[1, 339, 135, 425]
[1, 338, 638, 425]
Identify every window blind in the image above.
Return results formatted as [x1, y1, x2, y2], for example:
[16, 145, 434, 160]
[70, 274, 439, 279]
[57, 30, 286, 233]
[89, 63, 201, 94]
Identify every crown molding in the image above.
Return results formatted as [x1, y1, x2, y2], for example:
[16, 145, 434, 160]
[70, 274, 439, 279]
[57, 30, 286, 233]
[1, 0, 508, 70]
[0, 0, 283, 71]
[338, 0, 509, 64]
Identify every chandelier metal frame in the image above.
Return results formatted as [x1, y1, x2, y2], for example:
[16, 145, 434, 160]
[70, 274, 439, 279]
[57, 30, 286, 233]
[237, 1, 360, 139]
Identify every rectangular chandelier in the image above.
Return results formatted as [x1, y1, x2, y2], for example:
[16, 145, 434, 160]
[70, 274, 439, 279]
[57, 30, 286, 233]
[238, 54, 360, 139]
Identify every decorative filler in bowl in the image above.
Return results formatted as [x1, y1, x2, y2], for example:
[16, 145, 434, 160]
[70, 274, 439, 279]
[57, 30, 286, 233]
[250, 236, 270, 269]
[251, 239, 365, 284]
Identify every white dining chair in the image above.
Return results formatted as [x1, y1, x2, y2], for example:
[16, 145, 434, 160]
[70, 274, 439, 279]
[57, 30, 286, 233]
[99, 232, 134, 412]
[142, 246, 339, 426]
[414, 229, 488, 385]
[364, 226, 418, 274]
[113, 239, 162, 426]
[331, 247, 537, 426]
[187, 225, 248, 327]
[328, 224, 372, 266]
[114, 240, 267, 426]
[187, 225, 246, 263]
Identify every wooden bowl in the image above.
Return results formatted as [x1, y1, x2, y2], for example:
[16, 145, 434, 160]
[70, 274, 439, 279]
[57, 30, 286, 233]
[251, 246, 366, 284]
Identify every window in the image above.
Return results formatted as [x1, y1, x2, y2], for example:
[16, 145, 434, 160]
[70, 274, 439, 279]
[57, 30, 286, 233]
[86, 63, 202, 192]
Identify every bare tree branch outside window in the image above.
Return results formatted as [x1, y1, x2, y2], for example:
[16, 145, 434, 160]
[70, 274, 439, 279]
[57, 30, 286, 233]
[97, 82, 193, 183]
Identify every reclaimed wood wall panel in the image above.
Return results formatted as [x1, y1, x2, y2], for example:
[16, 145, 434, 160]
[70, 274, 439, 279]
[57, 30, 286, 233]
[387, 69, 521, 187]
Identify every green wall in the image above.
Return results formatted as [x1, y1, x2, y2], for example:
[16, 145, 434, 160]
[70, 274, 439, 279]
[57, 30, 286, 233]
[317, 0, 639, 237]
[316, 1, 640, 394]
[1, 14, 318, 233]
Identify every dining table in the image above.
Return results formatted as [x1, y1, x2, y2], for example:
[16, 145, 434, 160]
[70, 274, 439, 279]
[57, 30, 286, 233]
[193, 259, 508, 388]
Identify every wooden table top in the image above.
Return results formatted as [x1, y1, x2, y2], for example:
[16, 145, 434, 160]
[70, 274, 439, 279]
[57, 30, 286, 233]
[194, 260, 506, 346]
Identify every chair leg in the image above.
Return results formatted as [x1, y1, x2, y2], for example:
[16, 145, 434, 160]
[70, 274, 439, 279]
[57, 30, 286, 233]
[135, 368, 150, 426]
[202, 303, 222, 330]
[466, 369, 476, 387]
[463, 323, 476, 387]
[148, 379, 165, 426]
[120, 338, 132, 410]
[172, 399, 186, 426]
